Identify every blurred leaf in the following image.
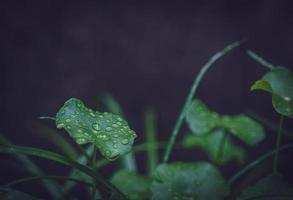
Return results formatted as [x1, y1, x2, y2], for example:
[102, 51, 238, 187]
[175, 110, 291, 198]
[0, 187, 39, 200]
[237, 173, 293, 200]
[182, 129, 245, 164]
[185, 99, 220, 136]
[150, 162, 229, 200]
[251, 67, 293, 118]
[111, 170, 152, 200]
[220, 115, 265, 146]
[55, 98, 137, 160]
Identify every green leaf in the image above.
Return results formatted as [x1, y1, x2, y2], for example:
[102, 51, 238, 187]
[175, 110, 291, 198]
[182, 129, 245, 164]
[0, 187, 39, 200]
[185, 99, 220, 135]
[55, 98, 137, 160]
[150, 162, 229, 200]
[237, 173, 293, 200]
[111, 170, 152, 200]
[251, 67, 293, 118]
[220, 115, 265, 146]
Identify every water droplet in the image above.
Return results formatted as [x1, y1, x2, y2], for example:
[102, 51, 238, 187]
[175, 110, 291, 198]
[117, 117, 123, 121]
[65, 119, 71, 122]
[284, 96, 290, 101]
[78, 129, 83, 133]
[117, 122, 122, 126]
[76, 138, 86, 144]
[66, 126, 71, 130]
[106, 127, 112, 131]
[77, 103, 82, 107]
[99, 115, 103, 118]
[90, 112, 95, 117]
[105, 150, 111, 157]
[113, 144, 118, 149]
[92, 123, 100, 131]
[57, 123, 65, 128]
[113, 134, 119, 138]
[112, 124, 118, 128]
[121, 138, 129, 145]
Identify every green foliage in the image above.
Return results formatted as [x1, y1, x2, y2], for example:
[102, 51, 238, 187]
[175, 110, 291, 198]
[183, 129, 245, 164]
[185, 99, 265, 146]
[237, 173, 293, 200]
[150, 162, 229, 200]
[251, 67, 293, 118]
[111, 170, 153, 200]
[55, 98, 137, 160]
[220, 115, 265, 146]
[185, 99, 220, 135]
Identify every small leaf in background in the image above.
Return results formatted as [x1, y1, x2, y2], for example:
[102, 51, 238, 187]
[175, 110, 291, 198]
[150, 162, 229, 200]
[185, 99, 220, 136]
[111, 170, 152, 200]
[182, 129, 245, 164]
[251, 67, 293, 118]
[220, 115, 265, 146]
[56, 98, 137, 160]
[237, 173, 293, 200]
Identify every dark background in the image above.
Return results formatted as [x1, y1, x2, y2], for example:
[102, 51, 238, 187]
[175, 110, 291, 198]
[1, 0, 293, 199]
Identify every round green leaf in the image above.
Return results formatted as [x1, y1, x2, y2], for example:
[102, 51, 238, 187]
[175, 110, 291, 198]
[182, 129, 245, 165]
[150, 162, 229, 200]
[220, 115, 265, 146]
[56, 98, 137, 160]
[251, 67, 293, 118]
[237, 173, 293, 200]
[185, 99, 220, 136]
[111, 170, 153, 200]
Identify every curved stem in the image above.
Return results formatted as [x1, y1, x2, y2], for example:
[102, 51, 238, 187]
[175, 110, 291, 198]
[39, 116, 56, 120]
[273, 115, 284, 173]
[246, 50, 275, 70]
[228, 144, 293, 185]
[162, 40, 244, 163]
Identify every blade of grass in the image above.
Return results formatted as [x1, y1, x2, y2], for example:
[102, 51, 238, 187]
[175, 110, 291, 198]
[246, 50, 275, 70]
[33, 123, 79, 159]
[3, 175, 92, 188]
[0, 135, 61, 199]
[163, 40, 244, 163]
[0, 144, 127, 199]
[144, 108, 158, 175]
[100, 93, 137, 172]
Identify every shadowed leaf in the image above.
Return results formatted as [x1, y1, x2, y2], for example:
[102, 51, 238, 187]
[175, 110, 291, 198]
[150, 162, 229, 200]
[182, 129, 245, 164]
[251, 67, 293, 118]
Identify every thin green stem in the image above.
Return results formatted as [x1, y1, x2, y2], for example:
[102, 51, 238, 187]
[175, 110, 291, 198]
[145, 108, 158, 175]
[91, 146, 97, 200]
[162, 40, 243, 163]
[217, 131, 227, 164]
[246, 50, 275, 70]
[3, 175, 91, 188]
[228, 144, 293, 185]
[273, 115, 284, 173]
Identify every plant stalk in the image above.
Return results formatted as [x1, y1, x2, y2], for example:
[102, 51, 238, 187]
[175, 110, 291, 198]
[162, 40, 243, 163]
[273, 115, 284, 174]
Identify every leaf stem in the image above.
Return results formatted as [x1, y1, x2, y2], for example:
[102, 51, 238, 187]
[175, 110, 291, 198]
[273, 115, 284, 173]
[217, 130, 227, 164]
[246, 50, 275, 70]
[39, 116, 56, 120]
[162, 40, 243, 163]
[91, 145, 97, 200]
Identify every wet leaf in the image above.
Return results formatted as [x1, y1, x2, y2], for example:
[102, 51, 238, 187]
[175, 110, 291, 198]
[111, 170, 152, 200]
[182, 129, 245, 164]
[185, 99, 220, 135]
[251, 67, 293, 118]
[220, 115, 265, 146]
[150, 162, 229, 200]
[237, 173, 293, 200]
[55, 98, 137, 160]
